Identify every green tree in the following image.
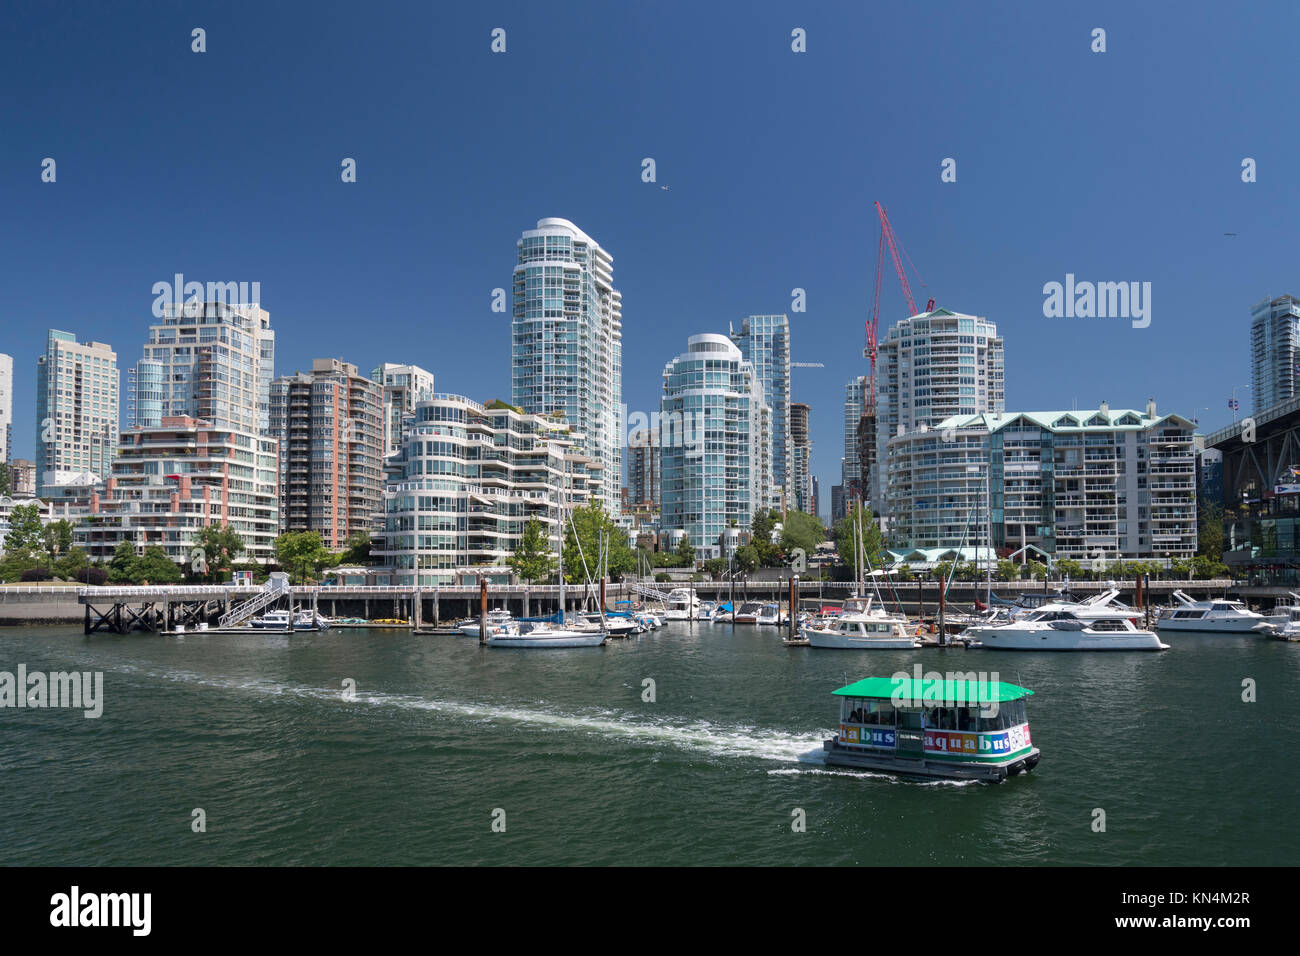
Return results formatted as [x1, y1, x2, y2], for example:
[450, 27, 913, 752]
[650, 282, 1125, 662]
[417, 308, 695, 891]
[107, 541, 140, 583]
[702, 557, 728, 579]
[833, 503, 886, 576]
[509, 518, 557, 583]
[1197, 500, 1225, 557]
[0, 462, 10, 496]
[562, 503, 635, 583]
[3, 503, 44, 553]
[734, 543, 760, 574]
[274, 531, 333, 584]
[780, 510, 825, 560]
[41, 519, 74, 567]
[337, 530, 372, 566]
[1025, 560, 1047, 581]
[675, 534, 696, 569]
[191, 523, 246, 581]
[750, 508, 781, 567]
[1057, 559, 1084, 581]
[55, 547, 90, 580]
[995, 560, 1020, 582]
[134, 545, 183, 584]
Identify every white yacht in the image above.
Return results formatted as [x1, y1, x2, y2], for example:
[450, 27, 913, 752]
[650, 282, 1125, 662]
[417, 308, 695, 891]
[458, 608, 514, 637]
[966, 605, 1167, 651]
[803, 614, 921, 649]
[839, 595, 910, 624]
[756, 603, 787, 626]
[1155, 591, 1272, 634]
[1274, 607, 1300, 641]
[664, 588, 701, 621]
[484, 621, 606, 648]
[251, 610, 332, 631]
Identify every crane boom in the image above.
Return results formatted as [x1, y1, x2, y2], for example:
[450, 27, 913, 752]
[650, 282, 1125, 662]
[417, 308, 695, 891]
[866, 202, 932, 410]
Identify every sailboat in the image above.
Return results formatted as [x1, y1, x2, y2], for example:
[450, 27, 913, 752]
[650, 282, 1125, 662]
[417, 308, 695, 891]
[485, 484, 606, 648]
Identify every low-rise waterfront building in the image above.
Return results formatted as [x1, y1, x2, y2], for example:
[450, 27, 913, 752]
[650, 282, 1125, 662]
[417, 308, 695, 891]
[885, 401, 1196, 564]
[75, 416, 280, 565]
[371, 394, 602, 587]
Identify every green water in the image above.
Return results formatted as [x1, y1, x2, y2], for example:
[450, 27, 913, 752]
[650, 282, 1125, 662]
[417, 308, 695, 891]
[1, 623, 1295, 866]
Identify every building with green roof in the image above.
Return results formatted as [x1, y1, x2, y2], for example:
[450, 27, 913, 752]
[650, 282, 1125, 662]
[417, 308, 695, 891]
[884, 399, 1196, 564]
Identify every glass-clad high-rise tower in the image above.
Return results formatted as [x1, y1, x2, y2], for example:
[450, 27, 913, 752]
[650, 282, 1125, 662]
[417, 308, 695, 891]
[730, 314, 790, 505]
[511, 218, 622, 514]
[1250, 294, 1300, 414]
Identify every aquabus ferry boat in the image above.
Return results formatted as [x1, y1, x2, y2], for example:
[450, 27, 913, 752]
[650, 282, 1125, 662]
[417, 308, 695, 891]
[822, 677, 1041, 782]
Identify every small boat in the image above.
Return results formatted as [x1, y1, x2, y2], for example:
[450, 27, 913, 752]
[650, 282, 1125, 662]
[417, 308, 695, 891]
[733, 601, 763, 624]
[664, 588, 701, 621]
[1155, 591, 1272, 633]
[822, 676, 1041, 782]
[1272, 606, 1300, 641]
[251, 610, 332, 631]
[369, 618, 408, 627]
[711, 603, 733, 623]
[484, 621, 607, 648]
[804, 613, 921, 649]
[457, 608, 514, 636]
[756, 603, 787, 626]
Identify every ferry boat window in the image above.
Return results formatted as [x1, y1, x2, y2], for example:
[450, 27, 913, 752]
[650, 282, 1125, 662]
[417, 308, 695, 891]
[956, 706, 976, 731]
[866, 700, 895, 726]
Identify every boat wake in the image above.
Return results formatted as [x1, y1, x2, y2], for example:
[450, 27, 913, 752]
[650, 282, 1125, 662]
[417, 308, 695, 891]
[766, 766, 980, 787]
[115, 665, 831, 765]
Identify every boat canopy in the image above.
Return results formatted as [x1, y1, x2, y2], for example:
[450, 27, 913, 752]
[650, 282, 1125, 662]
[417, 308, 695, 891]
[833, 677, 1034, 703]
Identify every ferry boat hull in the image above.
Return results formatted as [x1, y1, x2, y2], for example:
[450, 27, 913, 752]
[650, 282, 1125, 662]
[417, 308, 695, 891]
[822, 738, 1041, 782]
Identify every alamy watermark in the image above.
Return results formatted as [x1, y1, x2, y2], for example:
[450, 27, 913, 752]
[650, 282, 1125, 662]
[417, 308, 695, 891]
[890, 665, 1003, 718]
[1043, 274, 1151, 328]
[151, 273, 261, 318]
[1, 665, 103, 718]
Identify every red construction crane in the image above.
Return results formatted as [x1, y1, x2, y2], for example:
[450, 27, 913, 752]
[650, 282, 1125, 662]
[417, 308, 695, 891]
[865, 201, 933, 409]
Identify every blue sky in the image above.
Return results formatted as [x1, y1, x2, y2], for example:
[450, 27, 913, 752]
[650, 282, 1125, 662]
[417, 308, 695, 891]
[4, 0, 1298, 510]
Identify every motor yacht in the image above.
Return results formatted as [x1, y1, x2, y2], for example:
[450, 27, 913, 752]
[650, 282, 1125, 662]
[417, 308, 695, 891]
[1155, 591, 1272, 633]
[966, 605, 1167, 651]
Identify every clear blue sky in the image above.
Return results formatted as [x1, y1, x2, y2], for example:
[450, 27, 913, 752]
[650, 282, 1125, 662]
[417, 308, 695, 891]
[4, 0, 1298, 508]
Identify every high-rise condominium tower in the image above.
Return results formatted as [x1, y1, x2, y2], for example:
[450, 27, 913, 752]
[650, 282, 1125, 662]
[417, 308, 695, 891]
[873, 307, 1004, 516]
[136, 302, 274, 434]
[511, 218, 622, 514]
[660, 334, 772, 558]
[35, 331, 119, 493]
[1250, 294, 1300, 414]
[270, 359, 385, 549]
[730, 315, 791, 502]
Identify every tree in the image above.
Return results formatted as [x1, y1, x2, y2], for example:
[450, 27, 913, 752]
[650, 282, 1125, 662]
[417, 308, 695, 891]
[107, 541, 140, 584]
[274, 531, 333, 584]
[750, 509, 781, 567]
[337, 530, 372, 566]
[3, 503, 44, 553]
[995, 560, 1020, 582]
[702, 557, 728, 579]
[41, 519, 74, 568]
[55, 547, 90, 580]
[734, 543, 760, 574]
[675, 534, 696, 569]
[135, 545, 182, 584]
[192, 523, 245, 581]
[1057, 559, 1084, 581]
[509, 518, 557, 583]
[1025, 560, 1047, 581]
[0, 463, 9, 496]
[562, 503, 635, 583]
[1197, 499, 1224, 557]
[833, 503, 887, 577]
[780, 510, 825, 560]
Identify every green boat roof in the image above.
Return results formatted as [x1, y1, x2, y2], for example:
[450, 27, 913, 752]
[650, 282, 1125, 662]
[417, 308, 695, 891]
[833, 677, 1034, 703]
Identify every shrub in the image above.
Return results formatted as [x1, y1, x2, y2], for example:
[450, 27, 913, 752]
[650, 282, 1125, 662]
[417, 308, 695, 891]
[20, 567, 53, 582]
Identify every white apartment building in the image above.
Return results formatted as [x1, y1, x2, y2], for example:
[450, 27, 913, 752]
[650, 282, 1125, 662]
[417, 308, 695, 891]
[35, 331, 119, 494]
[659, 334, 773, 558]
[872, 308, 1004, 516]
[511, 217, 622, 514]
[884, 401, 1196, 564]
[372, 362, 435, 457]
[373, 394, 601, 586]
